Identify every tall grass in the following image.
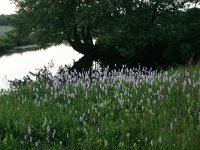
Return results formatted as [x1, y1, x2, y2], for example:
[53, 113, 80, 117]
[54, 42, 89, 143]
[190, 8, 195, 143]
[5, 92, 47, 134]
[0, 65, 199, 149]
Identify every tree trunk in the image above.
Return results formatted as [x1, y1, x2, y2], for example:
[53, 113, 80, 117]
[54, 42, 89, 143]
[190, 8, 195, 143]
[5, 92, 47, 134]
[70, 55, 93, 72]
[68, 40, 124, 71]
[66, 26, 123, 71]
[68, 39, 120, 58]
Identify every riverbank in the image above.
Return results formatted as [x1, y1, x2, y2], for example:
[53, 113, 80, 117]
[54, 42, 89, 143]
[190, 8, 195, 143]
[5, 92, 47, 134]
[0, 44, 83, 90]
[0, 26, 13, 51]
[0, 65, 199, 149]
[0, 44, 40, 57]
[0, 26, 37, 55]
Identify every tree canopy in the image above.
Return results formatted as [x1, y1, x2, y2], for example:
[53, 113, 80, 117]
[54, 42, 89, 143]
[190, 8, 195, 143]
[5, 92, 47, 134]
[10, 0, 200, 67]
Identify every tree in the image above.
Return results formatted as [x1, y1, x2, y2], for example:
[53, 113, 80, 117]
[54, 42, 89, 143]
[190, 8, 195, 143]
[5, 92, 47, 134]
[10, 0, 101, 55]
[0, 15, 9, 26]
[10, 0, 200, 67]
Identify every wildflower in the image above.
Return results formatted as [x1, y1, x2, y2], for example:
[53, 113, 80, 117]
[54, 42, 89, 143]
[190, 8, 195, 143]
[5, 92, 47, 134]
[133, 143, 137, 147]
[95, 108, 98, 114]
[170, 123, 173, 130]
[80, 116, 84, 123]
[118, 142, 124, 147]
[47, 125, 50, 133]
[24, 135, 27, 140]
[52, 129, 56, 138]
[83, 128, 88, 136]
[148, 88, 152, 93]
[188, 107, 191, 114]
[100, 103, 104, 108]
[28, 126, 31, 135]
[150, 140, 153, 146]
[159, 137, 162, 143]
[149, 109, 152, 114]
[83, 121, 87, 126]
[175, 117, 177, 122]
[46, 135, 49, 142]
[145, 137, 148, 143]
[35, 141, 39, 147]
[83, 113, 86, 117]
[104, 139, 108, 146]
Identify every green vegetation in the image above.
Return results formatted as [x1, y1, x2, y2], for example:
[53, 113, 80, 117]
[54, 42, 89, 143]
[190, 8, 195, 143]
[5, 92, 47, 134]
[10, 0, 200, 67]
[0, 15, 10, 26]
[0, 26, 12, 38]
[0, 65, 199, 149]
[0, 14, 36, 53]
[0, 15, 16, 52]
[0, 26, 14, 52]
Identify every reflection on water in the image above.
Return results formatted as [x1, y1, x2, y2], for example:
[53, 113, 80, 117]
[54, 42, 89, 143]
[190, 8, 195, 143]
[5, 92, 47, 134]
[0, 44, 83, 89]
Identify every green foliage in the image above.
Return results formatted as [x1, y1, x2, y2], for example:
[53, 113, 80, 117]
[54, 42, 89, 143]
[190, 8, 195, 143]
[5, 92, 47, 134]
[10, 0, 200, 66]
[0, 37, 14, 52]
[0, 26, 12, 38]
[0, 15, 10, 26]
[0, 26, 15, 52]
[0, 65, 199, 149]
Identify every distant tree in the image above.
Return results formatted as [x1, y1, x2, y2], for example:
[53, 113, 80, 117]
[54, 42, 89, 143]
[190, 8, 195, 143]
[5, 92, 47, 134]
[10, 0, 200, 67]
[0, 15, 9, 26]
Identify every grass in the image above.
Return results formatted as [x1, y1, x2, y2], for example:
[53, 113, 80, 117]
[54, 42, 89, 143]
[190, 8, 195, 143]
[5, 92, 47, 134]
[0, 26, 14, 52]
[0, 26, 12, 39]
[0, 25, 37, 53]
[0, 65, 199, 149]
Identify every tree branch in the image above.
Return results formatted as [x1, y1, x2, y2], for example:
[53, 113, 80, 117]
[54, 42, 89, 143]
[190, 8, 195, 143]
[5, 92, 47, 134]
[149, 0, 159, 28]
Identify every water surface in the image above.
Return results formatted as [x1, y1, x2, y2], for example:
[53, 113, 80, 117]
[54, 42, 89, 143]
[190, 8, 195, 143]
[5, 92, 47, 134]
[0, 44, 83, 89]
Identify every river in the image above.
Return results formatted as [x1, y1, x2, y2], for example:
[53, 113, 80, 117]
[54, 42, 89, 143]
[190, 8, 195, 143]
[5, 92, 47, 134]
[0, 44, 83, 89]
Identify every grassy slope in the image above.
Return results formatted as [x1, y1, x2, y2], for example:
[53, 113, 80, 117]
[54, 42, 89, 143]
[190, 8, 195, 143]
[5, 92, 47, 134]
[0, 26, 13, 52]
[0, 65, 199, 149]
[0, 26, 36, 53]
[0, 26, 12, 39]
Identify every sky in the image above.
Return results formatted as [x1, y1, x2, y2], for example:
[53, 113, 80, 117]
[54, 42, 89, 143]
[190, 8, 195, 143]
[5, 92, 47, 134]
[0, 0, 16, 15]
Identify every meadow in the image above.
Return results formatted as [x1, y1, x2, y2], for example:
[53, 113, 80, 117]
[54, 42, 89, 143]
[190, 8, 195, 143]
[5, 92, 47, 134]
[0, 26, 12, 39]
[0, 65, 199, 149]
[0, 26, 13, 52]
